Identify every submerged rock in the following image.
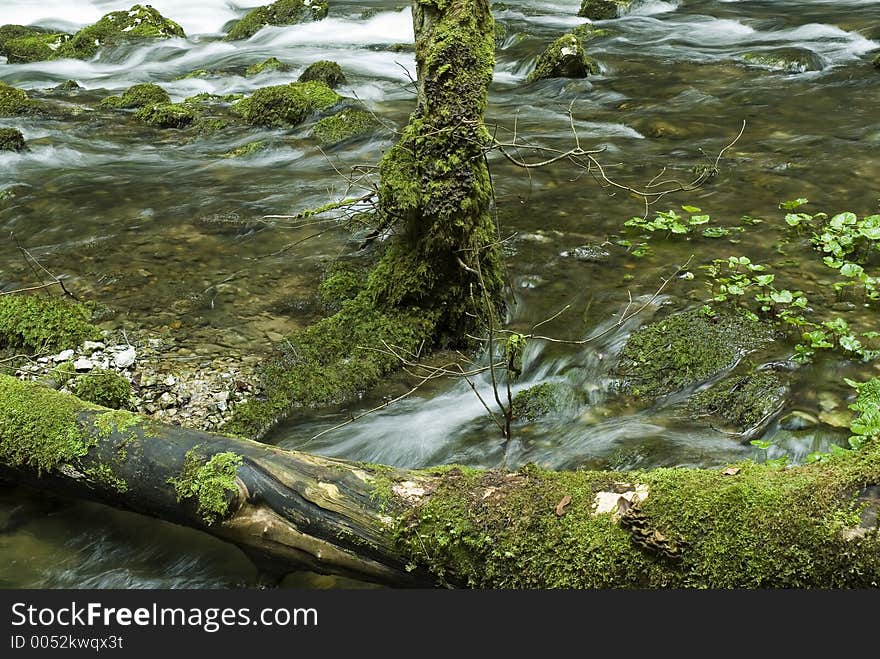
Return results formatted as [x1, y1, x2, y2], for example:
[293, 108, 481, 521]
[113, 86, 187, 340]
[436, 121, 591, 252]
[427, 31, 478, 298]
[560, 244, 610, 262]
[221, 140, 268, 158]
[527, 34, 598, 82]
[512, 382, 564, 421]
[741, 48, 824, 73]
[687, 368, 790, 436]
[232, 81, 340, 127]
[0, 25, 70, 64]
[135, 102, 197, 128]
[298, 60, 347, 88]
[245, 57, 291, 76]
[225, 0, 329, 41]
[100, 83, 171, 109]
[54, 79, 82, 92]
[56, 5, 185, 60]
[312, 108, 380, 145]
[873, 54, 880, 70]
[0, 128, 27, 153]
[572, 23, 614, 42]
[617, 308, 775, 401]
[578, 0, 632, 20]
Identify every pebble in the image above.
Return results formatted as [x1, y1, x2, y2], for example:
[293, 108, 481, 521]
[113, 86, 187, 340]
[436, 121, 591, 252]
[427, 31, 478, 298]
[114, 347, 137, 368]
[73, 357, 94, 371]
[53, 349, 75, 362]
[82, 341, 105, 351]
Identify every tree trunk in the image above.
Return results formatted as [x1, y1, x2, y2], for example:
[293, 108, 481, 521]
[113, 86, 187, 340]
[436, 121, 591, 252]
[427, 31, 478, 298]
[2, 374, 879, 588]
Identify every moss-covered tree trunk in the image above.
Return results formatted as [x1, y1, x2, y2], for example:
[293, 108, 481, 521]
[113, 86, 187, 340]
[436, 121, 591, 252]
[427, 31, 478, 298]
[227, 0, 506, 438]
[368, 0, 505, 339]
[3, 375, 879, 588]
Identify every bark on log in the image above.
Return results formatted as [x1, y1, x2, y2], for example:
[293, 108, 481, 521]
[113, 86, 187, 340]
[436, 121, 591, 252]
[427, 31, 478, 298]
[2, 374, 879, 588]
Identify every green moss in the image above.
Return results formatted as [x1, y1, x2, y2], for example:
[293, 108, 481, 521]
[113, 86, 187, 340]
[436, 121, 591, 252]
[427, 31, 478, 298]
[69, 369, 133, 410]
[0, 128, 27, 152]
[83, 463, 128, 493]
[741, 49, 823, 73]
[224, 291, 436, 438]
[245, 57, 291, 76]
[0, 294, 100, 352]
[1, 32, 70, 64]
[100, 83, 170, 109]
[526, 33, 599, 82]
[687, 369, 789, 431]
[617, 308, 775, 401]
[184, 92, 244, 105]
[170, 448, 243, 525]
[0, 374, 95, 475]
[93, 409, 141, 438]
[225, 0, 329, 40]
[135, 102, 197, 128]
[572, 23, 613, 42]
[848, 378, 880, 447]
[54, 80, 82, 92]
[318, 260, 370, 312]
[221, 140, 267, 158]
[512, 382, 562, 421]
[577, 0, 631, 20]
[232, 81, 339, 127]
[0, 82, 39, 117]
[56, 5, 185, 60]
[298, 60, 347, 88]
[391, 449, 880, 587]
[874, 54, 880, 70]
[312, 108, 380, 145]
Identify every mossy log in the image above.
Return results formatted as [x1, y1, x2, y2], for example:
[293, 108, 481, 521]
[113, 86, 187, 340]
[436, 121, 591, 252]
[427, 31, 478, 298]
[2, 375, 879, 588]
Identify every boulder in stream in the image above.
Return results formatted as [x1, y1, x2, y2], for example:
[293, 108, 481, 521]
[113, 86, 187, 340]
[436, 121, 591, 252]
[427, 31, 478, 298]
[232, 81, 340, 127]
[225, 0, 329, 41]
[578, 0, 632, 20]
[740, 48, 825, 74]
[312, 107, 381, 145]
[56, 5, 185, 60]
[245, 57, 292, 77]
[0, 25, 70, 64]
[100, 83, 171, 109]
[527, 33, 599, 82]
[0, 82, 40, 117]
[135, 102, 197, 128]
[298, 60, 347, 88]
[0, 128, 27, 153]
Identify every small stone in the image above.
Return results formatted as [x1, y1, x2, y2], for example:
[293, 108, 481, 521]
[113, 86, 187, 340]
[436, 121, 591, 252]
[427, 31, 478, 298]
[37, 357, 50, 364]
[779, 410, 819, 431]
[163, 374, 177, 387]
[818, 409, 851, 429]
[83, 341, 105, 351]
[158, 392, 176, 409]
[114, 347, 136, 368]
[73, 357, 94, 372]
[53, 349, 75, 362]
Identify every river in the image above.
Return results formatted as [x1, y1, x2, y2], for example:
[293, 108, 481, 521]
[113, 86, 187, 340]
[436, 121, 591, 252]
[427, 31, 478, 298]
[1, 0, 878, 587]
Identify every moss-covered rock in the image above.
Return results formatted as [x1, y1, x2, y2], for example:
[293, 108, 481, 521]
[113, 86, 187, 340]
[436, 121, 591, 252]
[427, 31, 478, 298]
[0, 82, 38, 117]
[577, 0, 631, 20]
[686, 368, 790, 433]
[572, 22, 613, 42]
[512, 382, 563, 421]
[741, 48, 824, 73]
[0, 27, 70, 64]
[0, 295, 100, 353]
[54, 80, 82, 92]
[232, 81, 340, 127]
[135, 102, 197, 128]
[245, 57, 291, 76]
[617, 308, 775, 401]
[0, 128, 27, 152]
[69, 369, 133, 410]
[221, 140, 268, 158]
[871, 53, 879, 70]
[298, 60, 347, 88]
[527, 33, 599, 82]
[312, 108, 380, 145]
[100, 82, 170, 109]
[184, 92, 244, 105]
[225, 0, 329, 41]
[56, 4, 185, 60]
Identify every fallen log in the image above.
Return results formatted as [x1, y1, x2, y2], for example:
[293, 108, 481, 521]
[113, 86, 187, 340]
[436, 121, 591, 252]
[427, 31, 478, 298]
[1, 374, 878, 588]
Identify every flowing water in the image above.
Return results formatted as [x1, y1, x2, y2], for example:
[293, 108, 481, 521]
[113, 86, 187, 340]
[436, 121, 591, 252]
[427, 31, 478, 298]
[1, 0, 878, 587]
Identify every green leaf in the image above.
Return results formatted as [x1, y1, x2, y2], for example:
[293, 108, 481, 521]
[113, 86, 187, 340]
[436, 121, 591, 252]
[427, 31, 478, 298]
[858, 215, 880, 241]
[839, 262, 863, 278]
[755, 274, 775, 286]
[779, 198, 808, 210]
[681, 205, 701, 213]
[689, 214, 711, 225]
[750, 439, 772, 450]
[770, 289, 793, 304]
[829, 212, 858, 230]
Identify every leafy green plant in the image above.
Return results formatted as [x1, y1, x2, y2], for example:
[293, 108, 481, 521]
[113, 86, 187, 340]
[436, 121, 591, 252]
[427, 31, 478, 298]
[624, 206, 713, 236]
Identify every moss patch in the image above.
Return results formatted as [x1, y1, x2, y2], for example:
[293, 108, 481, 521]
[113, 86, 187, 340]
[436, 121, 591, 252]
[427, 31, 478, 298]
[170, 448, 243, 525]
[221, 140, 267, 158]
[527, 33, 598, 82]
[577, 0, 631, 20]
[312, 108, 380, 145]
[392, 450, 880, 587]
[617, 308, 775, 401]
[232, 81, 339, 127]
[0, 28, 70, 64]
[70, 369, 133, 410]
[225, 0, 329, 41]
[512, 382, 562, 421]
[0, 82, 39, 117]
[0, 294, 100, 353]
[100, 83, 170, 109]
[0, 374, 95, 475]
[135, 102, 197, 128]
[687, 368, 790, 432]
[298, 60, 347, 88]
[0, 128, 27, 152]
[56, 4, 185, 60]
[245, 57, 291, 76]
